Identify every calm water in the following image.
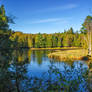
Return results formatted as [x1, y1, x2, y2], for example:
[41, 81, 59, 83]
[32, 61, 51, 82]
[0, 49, 89, 92]
[27, 50, 88, 76]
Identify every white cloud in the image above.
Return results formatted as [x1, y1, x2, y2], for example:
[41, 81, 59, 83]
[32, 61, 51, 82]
[49, 4, 77, 11]
[30, 18, 70, 24]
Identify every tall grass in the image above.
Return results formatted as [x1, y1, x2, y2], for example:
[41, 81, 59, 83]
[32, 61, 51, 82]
[48, 49, 89, 61]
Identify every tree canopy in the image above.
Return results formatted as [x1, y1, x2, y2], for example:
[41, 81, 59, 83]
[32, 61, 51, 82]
[81, 15, 92, 34]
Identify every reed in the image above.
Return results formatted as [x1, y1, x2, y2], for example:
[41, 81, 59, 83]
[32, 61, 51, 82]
[48, 49, 90, 61]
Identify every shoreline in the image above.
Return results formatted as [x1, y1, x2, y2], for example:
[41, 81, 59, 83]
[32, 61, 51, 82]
[30, 47, 83, 50]
[0, 47, 83, 50]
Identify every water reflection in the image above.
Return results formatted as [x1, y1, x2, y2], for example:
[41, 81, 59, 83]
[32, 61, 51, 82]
[0, 49, 13, 92]
[0, 49, 90, 92]
[0, 49, 30, 92]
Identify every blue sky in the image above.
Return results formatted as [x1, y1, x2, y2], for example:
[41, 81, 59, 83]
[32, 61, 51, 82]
[0, 0, 92, 33]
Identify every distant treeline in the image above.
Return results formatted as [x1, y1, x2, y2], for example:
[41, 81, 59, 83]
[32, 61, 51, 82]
[9, 29, 88, 48]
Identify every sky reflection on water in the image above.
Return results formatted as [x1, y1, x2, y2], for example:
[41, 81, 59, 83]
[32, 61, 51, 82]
[27, 50, 88, 92]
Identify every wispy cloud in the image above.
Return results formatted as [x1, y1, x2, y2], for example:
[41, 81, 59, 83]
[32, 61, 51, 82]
[30, 18, 70, 24]
[35, 4, 77, 13]
[48, 4, 77, 11]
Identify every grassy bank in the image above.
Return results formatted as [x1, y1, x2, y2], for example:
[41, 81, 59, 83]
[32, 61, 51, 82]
[30, 47, 82, 50]
[48, 49, 89, 61]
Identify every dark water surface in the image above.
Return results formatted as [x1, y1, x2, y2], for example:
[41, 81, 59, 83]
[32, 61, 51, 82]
[0, 49, 89, 92]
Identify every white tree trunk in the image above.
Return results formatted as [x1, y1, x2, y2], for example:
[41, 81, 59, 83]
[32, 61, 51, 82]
[88, 31, 91, 56]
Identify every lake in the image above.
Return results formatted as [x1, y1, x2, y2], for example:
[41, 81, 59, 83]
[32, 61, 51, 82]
[0, 49, 90, 92]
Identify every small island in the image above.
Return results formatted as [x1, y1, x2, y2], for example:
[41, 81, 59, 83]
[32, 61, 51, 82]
[48, 48, 89, 61]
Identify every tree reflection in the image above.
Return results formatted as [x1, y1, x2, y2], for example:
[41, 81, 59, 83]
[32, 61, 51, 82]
[12, 49, 32, 63]
[0, 49, 13, 92]
[0, 49, 31, 92]
[35, 51, 43, 65]
[35, 50, 50, 65]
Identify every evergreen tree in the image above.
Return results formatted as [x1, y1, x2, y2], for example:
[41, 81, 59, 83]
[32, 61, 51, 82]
[0, 5, 9, 31]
